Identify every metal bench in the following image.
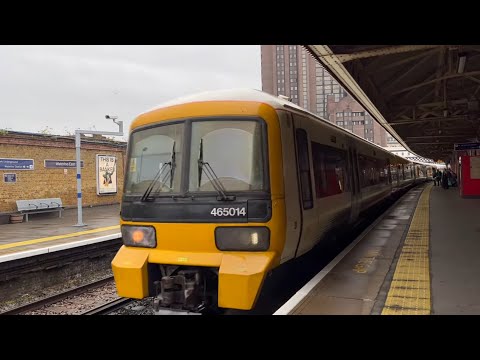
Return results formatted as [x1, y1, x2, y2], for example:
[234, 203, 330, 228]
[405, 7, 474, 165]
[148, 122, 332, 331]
[16, 198, 64, 222]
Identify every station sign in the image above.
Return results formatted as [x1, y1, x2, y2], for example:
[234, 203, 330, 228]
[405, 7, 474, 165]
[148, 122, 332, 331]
[44, 159, 84, 168]
[454, 143, 480, 151]
[3, 173, 17, 183]
[0, 158, 34, 170]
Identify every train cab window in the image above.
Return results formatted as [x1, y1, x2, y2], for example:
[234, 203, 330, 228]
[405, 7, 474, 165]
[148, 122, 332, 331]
[125, 123, 184, 195]
[311, 141, 347, 198]
[189, 120, 266, 192]
[295, 129, 313, 209]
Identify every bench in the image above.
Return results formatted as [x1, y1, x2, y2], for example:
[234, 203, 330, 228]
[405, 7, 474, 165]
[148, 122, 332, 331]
[16, 198, 64, 222]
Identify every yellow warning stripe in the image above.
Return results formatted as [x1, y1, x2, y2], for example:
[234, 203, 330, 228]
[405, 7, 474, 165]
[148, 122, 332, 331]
[0, 225, 120, 250]
[382, 183, 432, 315]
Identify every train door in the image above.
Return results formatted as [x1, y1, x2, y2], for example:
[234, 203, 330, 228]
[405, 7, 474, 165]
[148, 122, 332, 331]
[397, 165, 401, 187]
[278, 111, 301, 263]
[348, 145, 361, 224]
[292, 114, 318, 258]
[387, 158, 392, 184]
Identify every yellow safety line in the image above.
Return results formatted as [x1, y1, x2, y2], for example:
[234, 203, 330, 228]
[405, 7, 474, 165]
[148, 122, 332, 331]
[0, 225, 120, 250]
[382, 183, 433, 315]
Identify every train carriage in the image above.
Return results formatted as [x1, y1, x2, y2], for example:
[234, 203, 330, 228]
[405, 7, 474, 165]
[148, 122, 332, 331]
[112, 89, 425, 313]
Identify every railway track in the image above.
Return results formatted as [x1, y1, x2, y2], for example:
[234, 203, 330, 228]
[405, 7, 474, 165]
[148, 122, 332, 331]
[0, 276, 131, 315]
[81, 298, 133, 315]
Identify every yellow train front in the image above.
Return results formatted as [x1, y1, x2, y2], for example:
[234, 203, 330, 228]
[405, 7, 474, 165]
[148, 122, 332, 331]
[112, 90, 287, 313]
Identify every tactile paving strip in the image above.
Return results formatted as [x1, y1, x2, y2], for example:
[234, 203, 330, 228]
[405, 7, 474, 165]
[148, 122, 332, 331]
[381, 183, 433, 315]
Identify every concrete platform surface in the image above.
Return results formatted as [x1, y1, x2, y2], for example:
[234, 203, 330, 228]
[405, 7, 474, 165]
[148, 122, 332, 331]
[0, 205, 121, 256]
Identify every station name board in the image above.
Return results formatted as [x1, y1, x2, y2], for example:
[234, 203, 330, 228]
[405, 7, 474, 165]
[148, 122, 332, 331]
[44, 160, 84, 168]
[454, 143, 480, 151]
[0, 158, 34, 170]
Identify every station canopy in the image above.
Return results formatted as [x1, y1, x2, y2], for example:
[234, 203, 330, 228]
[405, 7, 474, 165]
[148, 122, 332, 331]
[305, 45, 480, 162]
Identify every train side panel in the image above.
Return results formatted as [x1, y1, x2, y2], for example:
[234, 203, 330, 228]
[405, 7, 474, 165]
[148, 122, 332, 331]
[290, 112, 353, 257]
[353, 139, 393, 212]
[277, 110, 301, 263]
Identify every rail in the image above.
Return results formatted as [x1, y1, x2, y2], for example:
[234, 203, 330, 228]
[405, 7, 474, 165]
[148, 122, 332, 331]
[1, 277, 113, 315]
[81, 298, 133, 315]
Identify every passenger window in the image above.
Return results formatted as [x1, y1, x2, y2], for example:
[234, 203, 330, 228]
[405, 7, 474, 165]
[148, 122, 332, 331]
[358, 154, 389, 187]
[296, 129, 313, 209]
[311, 141, 348, 198]
[386, 159, 392, 184]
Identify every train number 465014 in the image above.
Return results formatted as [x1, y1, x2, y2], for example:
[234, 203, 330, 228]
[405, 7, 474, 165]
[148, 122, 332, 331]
[210, 207, 246, 217]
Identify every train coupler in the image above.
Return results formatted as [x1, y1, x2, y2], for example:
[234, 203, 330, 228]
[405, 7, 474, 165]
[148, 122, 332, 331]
[153, 269, 205, 313]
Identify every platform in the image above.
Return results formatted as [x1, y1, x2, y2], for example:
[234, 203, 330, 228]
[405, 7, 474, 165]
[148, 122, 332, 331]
[275, 182, 480, 315]
[0, 205, 121, 261]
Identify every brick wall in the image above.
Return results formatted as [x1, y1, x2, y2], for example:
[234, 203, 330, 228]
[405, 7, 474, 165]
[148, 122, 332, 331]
[0, 133, 126, 213]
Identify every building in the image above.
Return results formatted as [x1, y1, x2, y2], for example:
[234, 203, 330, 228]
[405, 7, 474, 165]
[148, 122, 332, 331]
[0, 130, 127, 214]
[326, 94, 387, 147]
[261, 45, 388, 147]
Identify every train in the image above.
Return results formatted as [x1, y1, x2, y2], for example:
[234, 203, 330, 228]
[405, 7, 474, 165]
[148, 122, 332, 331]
[111, 89, 434, 313]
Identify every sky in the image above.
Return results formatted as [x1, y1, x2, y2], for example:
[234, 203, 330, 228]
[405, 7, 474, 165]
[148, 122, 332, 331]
[0, 45, 261, 140]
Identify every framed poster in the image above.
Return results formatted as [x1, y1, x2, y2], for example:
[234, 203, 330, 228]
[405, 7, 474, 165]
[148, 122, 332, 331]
[470, 156, 480, 179]
[96, 154, 117, 195]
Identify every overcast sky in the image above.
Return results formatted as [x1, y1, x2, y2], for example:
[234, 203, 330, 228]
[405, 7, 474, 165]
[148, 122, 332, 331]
[0, 45, 261, 140]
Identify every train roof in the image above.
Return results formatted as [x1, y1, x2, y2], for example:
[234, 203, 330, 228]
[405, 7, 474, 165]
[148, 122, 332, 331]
[142, 88, 430, 166]
[143, 88, 299, 114]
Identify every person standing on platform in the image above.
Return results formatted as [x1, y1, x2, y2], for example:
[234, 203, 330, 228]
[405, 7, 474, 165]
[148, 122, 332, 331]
[436, 170, 442, 186]
[442, 170, 449, 189]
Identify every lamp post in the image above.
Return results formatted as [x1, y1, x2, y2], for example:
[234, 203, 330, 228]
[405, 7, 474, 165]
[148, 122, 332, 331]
[74, 115, 123, 227]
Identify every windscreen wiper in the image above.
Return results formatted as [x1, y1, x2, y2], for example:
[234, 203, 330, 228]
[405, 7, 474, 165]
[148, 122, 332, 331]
[141, 142, 175, 202]
[198, 139, 235, 201]
[141, 162, 171, 201]
[169, 142, 176, 188]
[147, 142, 177, 199]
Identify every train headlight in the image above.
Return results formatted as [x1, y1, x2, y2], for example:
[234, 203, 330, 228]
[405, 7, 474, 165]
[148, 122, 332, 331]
[215, 227, 270, 251]
[121, 225, 156, 248]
